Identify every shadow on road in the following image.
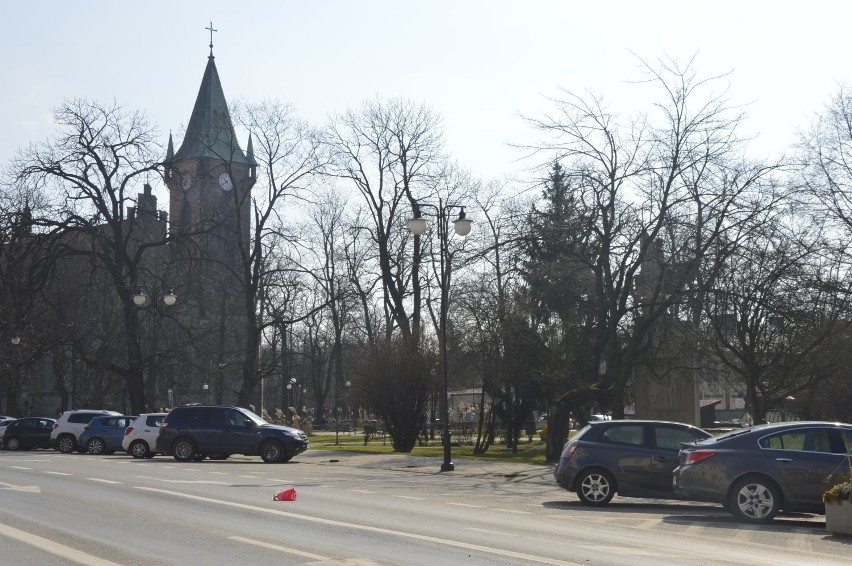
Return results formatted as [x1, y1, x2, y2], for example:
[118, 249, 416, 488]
[542, 498, 827, 531]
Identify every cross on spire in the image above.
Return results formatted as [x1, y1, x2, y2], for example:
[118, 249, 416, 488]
[206, 21, 217, 56]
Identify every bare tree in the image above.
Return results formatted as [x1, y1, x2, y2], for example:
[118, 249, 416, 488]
[523, 56, 780, 426]
[326, 98, 445, 345]
[7, 99, 165, 413]
[705, 216, 851, 422]
[229, 99, 328, 407]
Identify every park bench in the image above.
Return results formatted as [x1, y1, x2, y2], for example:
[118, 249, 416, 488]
[362, 421, 386, 445]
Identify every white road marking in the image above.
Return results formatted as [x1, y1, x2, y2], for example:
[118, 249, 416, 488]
[237, 475, 259, 479]
[137, 475, 230, 485]
[466, 527, 505, 535]
[392, 495, 425, 500]
[8, 466, 32, 470]
[0, 522, 121, 565]
[348, 489, 377, 494]
[0, 481, 41, 493]
[207, 471, 229, 475]
[85, 478, 122, 484]
[229, 536, 329, 560]
[44, 471, 72, 476]
[446, 502, 483, 508]
[491, 508, 532, 514]
[136, 486, 585, 566]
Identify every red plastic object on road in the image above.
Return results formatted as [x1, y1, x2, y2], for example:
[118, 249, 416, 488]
[273, 488, 297, 501]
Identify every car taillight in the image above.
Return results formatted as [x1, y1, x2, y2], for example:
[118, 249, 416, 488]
[684, 450, 716, 465]
[52, 423, 58, 429]
[561, 441, 578, 459]
[124, 427, 134, 436]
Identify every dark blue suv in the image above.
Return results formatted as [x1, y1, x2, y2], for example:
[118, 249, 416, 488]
[155, 405, 308, 463]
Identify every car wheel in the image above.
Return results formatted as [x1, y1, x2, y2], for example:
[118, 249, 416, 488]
[6, 437, 21, 451]
[129, 440, 150, 459]
[260, 440, 285, 463]
[87, 438, 105, 455]
[172, 438, 197, 462]
[576, 468, 616, 506]
[729, 476, 781, 523]
[57, 434, 77, 454]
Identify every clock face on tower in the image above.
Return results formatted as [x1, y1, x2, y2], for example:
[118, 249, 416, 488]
[218, 172, 234, 192]
[180, 174, 192, 191]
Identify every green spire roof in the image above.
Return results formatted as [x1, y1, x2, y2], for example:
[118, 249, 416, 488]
[173, 55, 250, 164]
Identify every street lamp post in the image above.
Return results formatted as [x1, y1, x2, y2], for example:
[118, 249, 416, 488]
[345, 380, 351, 421]
[202, 383, 209, 404]
[133, 287, 176, 411]
[409, 199, 472, 472]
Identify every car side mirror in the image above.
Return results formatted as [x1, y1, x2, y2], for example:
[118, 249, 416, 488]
[243, 418, 254, 427]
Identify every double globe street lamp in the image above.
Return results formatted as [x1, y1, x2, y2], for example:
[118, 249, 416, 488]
[408, 199, 472, 472]
[133, 287, 176, 410]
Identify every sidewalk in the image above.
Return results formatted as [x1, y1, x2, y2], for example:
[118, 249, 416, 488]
[297, 446, 555, 485]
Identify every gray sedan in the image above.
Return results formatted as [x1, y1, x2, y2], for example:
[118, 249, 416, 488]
[674, 421, 852, 523]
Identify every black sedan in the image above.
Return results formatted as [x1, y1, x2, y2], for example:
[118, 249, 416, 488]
[1, 417, 56, 451]
[554, 419, 711, 505]
[674, 421, 852, 523]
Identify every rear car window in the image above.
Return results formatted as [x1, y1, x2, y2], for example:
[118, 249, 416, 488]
[69, 413, 100, 424]
[145, 415, 165, 427]
[654, 425, 707, 450]
[760, 428, 832, 453]
[841, 430, 852, 456]
[600, 424, 644, 446]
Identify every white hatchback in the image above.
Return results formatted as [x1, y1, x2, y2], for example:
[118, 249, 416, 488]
[51, 410, 123, 453]
[122, 413, 168, 458]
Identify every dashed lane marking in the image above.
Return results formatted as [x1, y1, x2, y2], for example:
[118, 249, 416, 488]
[43, 471, 72, 476]
[85, 478, 122, 484]
[0, 522, 121, 566]
[229, 536, 329, 561]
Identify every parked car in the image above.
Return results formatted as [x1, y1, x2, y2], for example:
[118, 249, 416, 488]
[122, 413, 168, 458]
[1, 417, 56, 451]
[0, 417, 16, 448]
[554, 419, 711, 506]
[78, 415, 138, 455]
[51, 409, 123, 453]
[155, 405, 309, 463]
[674, 421, 852, 523]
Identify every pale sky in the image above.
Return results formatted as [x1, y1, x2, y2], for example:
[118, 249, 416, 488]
[1, 1, 850, 186]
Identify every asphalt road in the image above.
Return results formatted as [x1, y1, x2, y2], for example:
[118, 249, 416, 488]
[0, 448, 846, 565]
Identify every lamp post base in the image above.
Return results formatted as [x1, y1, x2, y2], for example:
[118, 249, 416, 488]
[440, 461, 455, 472]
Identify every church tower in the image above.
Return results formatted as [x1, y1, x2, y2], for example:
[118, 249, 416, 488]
[163, 38, 256, 404]
[164, 46, 257, 270]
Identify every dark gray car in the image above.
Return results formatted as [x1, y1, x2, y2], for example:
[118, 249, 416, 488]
[554, 420, 711, 505]
[674, 421, 852, 523]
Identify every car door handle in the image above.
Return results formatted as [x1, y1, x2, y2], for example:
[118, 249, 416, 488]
[775, 458, 793, 462]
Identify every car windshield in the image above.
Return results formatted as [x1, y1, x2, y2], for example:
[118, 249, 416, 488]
[238, 408, 268, 426]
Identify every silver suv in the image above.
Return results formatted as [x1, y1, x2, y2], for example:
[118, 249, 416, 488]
[51, 409, 122, 453]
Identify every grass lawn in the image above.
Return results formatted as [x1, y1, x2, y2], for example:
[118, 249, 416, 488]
[308, 430, 557, 465]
